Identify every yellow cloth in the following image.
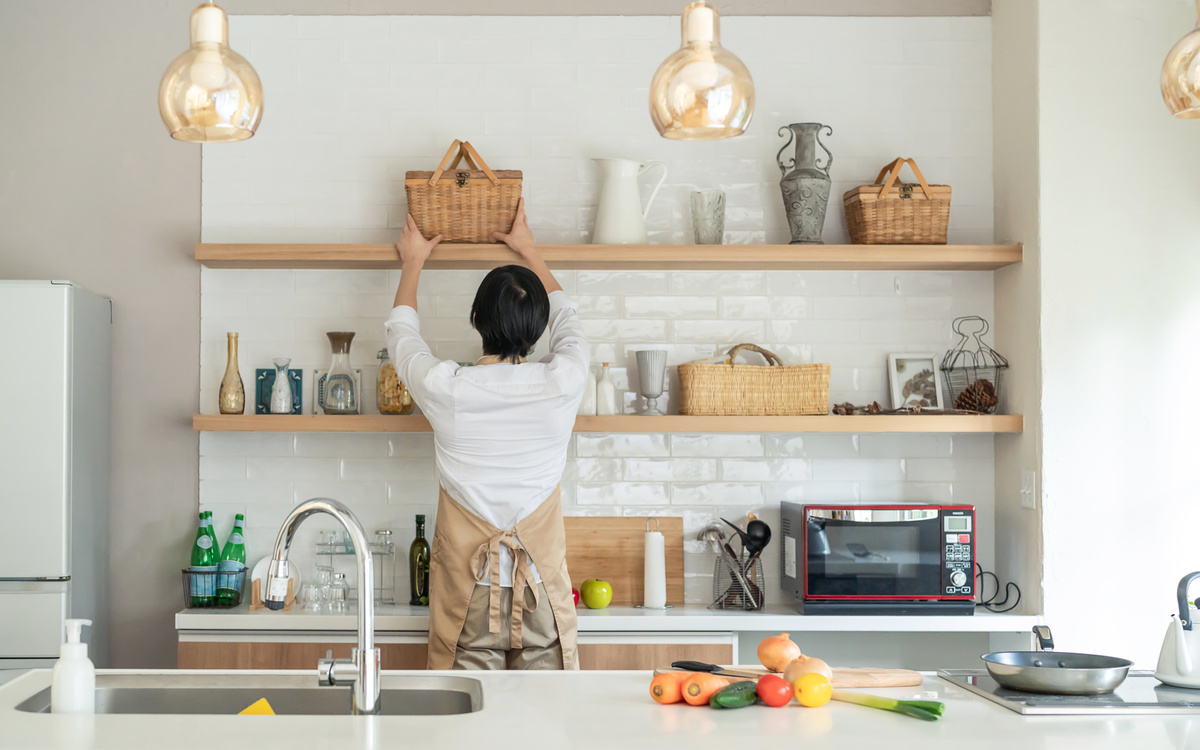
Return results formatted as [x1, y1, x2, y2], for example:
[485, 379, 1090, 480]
[238, 698, 276, 715]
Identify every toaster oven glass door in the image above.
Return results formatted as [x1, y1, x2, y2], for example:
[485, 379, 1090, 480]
[805, 510, 942, 598]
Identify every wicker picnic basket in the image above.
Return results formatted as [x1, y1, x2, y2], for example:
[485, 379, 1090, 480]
[678, 344, 830, 416]
[405, 139, 522, 243]
[843, 157, 951, 245]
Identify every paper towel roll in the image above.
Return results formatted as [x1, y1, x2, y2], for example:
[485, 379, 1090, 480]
[644, 526, 667, 609]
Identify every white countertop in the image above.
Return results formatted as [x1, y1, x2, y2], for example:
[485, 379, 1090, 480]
[176, 603, 1040, 634]
[0, 668, 1196, 750]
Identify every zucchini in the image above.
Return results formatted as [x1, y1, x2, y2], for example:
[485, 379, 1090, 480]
[710, 680, 759, 709]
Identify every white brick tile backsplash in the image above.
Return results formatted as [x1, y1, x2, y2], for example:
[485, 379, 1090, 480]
[201, 15, 996, 596]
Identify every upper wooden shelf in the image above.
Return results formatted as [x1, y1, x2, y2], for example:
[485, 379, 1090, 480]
[193, 414, 1023, 434]
[195, 242, 1023, 271]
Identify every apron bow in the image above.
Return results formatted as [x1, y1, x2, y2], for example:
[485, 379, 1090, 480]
[471, 529, 541, 645]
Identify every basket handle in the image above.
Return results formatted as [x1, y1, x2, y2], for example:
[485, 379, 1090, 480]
[874, 157, 934, 200]
[460, 141, 500, 186]
[725, 343, 784, 367]
[428, 139, 465, 186]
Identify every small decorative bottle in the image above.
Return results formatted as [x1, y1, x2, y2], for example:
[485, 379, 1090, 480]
[218, 332, 245, 414]
[269, 358, 293, 414]
[409, 515, 430, 606]
[596, 363, 619, 416]
[377, 348, 414, 415]
[323, 332, 358, 415]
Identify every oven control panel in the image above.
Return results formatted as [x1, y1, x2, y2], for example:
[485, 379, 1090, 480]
[943, 514, 974, 596]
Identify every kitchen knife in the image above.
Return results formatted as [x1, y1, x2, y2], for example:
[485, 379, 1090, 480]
[670, 661, 766, 679]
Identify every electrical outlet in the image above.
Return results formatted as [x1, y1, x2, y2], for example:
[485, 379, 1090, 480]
[1020, 470, 1037, 509]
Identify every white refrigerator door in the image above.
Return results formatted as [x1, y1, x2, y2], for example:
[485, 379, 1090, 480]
[0, 583, 68, 659]
[0, 281, 70, 579]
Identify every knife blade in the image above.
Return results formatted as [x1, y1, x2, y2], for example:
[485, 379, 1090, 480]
[669, 661, 765, 679]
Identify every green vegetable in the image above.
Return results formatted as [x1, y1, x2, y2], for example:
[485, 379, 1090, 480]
[831, 690, 945, 722]
[710, 680, 759, 709]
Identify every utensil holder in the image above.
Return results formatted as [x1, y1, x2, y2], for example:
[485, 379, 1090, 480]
[710, 554, 765, 611]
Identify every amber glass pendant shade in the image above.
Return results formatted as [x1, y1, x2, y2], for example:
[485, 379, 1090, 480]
[158, 3, 263, 142]
[649, 1, 755, 140]
[1162, 0, 1200, 118]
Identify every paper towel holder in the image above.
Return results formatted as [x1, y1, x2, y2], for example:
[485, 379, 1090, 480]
[634, 516, 674, 610]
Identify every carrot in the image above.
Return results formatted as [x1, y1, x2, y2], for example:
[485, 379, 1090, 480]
[650, 672, 690, 704]
[682, 673, 734, 706]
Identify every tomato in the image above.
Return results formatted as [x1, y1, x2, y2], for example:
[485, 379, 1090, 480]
[756, 674, 793, 707]
[793, 673, 833, 708]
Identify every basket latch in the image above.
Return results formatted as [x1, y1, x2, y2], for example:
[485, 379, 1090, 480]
[455, 171, 469, 187]
[899, 183, 914, 199]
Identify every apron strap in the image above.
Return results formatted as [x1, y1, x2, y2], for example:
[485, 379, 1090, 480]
[470, 529, 538, 645]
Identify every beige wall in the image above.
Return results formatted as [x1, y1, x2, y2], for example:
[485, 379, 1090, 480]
[991, 0, 1043, 614]
[221, 0, 990, 15]
[0, 1, 200, 667]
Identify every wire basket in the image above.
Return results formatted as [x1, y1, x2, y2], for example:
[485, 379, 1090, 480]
[940, 316, 1009, 414]
[710, 554, 765, 611]
[182, 568, 245, 609]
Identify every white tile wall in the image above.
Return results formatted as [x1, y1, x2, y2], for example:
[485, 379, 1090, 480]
[199, 15, 997, 604]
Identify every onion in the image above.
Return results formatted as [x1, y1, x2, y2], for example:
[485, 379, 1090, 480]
[757, 633, 802, 672]
[784, 655, 833, 684]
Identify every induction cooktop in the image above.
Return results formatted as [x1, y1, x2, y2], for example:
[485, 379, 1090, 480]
[938, 670, 1200, 715]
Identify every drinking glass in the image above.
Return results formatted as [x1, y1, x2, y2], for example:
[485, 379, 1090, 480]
[691, 190, 726, 244]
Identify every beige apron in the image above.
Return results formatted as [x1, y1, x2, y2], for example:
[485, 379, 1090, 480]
[425, 354, 578, 670]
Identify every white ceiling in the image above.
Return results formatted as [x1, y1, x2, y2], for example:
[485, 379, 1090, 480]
[222, 0, 990, 16]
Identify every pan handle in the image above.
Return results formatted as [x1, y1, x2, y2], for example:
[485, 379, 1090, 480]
[1032, 625, 1054, 652]
[1178, 572, 1200, 630]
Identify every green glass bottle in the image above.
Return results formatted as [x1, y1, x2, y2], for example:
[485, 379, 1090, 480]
[409, 515, 430, 606]
[189, 512, 218, 607]
[203, 511, 221, 558]
[217, 513, 247, 606]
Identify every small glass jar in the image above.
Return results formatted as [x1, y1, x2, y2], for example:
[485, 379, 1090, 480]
[377, 348, 414, 415]
[331, 573, 349, 614]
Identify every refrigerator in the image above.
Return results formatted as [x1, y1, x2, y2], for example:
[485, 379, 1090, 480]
[0, 281, 111, 669]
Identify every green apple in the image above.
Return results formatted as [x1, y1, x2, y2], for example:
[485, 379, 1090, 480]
[579, 579, 613, 609]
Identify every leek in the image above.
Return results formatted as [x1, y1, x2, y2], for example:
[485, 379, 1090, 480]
[831, 690, 944, 722]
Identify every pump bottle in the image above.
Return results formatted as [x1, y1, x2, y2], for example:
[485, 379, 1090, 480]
[51, 619, 95, 714]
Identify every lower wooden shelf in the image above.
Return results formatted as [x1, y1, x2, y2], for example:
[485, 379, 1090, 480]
[192, 413, 1023, 433]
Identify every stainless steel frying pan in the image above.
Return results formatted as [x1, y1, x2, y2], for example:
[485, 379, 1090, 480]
[981, 626, 1133, 695]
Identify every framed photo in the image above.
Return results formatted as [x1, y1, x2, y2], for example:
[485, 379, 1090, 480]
[887, 354, 945, 411]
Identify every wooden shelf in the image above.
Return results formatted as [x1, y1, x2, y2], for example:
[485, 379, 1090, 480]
[195, 242, 1022, 271]
[193, 414, 1023, 434]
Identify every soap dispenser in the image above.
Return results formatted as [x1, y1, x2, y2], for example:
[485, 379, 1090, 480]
[51, 619, 95, 714]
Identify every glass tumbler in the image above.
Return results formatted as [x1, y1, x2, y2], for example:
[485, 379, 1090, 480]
[691, 190, 726, 245]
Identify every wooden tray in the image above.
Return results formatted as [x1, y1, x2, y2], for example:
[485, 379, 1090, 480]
[653, 664, 923, 689]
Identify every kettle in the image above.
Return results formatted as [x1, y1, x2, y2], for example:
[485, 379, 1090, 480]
[1155, 571, 1200, 688]
[591, 158, 668, 244]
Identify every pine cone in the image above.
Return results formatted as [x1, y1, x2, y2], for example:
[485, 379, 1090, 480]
[955, 379, 998, 413]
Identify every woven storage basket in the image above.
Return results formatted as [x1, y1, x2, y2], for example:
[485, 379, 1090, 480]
[678, 344, 830, 416]
[405, 140, 522, 243]
[843, 157, 951, 245]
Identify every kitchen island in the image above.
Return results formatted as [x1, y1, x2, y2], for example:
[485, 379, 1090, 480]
[0, 668, 1194, 750]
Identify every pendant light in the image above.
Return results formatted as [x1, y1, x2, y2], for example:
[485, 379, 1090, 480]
[1162, 0, 1200, 118]
[649, 1, 755, 140]
[158, 3, 263, 142]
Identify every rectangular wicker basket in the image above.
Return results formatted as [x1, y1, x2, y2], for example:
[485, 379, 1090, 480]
[405, 140, 522, 243]
[678, 344, 831, 416]
[843, 157, 951, 245]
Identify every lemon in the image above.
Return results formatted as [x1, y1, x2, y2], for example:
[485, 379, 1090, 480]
[793, 673, 832, 708]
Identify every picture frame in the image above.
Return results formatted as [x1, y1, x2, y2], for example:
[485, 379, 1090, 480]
[887, 353, 945, 411]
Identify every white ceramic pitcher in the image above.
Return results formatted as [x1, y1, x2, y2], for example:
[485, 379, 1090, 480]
[591, 158, 668, 244]
[1156, 571, 1200, 688]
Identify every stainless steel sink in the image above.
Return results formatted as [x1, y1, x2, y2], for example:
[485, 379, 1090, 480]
[14, 673, 483, 715]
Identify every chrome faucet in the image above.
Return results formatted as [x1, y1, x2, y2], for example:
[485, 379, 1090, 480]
[266, 498, 381, 715]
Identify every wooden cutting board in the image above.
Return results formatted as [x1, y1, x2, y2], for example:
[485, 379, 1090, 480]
[653, 664, 923, 689]
[563, 517, 684, 606]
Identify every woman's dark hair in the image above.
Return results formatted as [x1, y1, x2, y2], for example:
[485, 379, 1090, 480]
[471, 265, 550, 361]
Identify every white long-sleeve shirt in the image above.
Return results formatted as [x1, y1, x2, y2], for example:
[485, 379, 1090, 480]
[384, 290, 590, 586]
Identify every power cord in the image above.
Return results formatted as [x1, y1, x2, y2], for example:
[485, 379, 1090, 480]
[974, 562, 1021, 613]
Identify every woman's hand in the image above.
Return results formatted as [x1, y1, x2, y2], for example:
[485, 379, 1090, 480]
[493, 198, 536, 259]
[396, 213, 442, 267]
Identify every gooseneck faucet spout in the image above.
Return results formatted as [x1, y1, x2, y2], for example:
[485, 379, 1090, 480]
[266, 497, 380, 715]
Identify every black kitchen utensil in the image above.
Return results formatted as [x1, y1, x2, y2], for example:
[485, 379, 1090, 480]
[670, 661, 763, 679]
[721, 517, 748, 546]
[745, 518, 771, 554]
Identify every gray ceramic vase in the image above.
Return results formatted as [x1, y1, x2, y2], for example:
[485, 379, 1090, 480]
[777, 123, 833, 244]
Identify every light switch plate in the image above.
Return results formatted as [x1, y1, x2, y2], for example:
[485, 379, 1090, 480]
[1020, 470, 1037, 509]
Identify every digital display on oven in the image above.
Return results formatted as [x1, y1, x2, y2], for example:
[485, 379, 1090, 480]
[944, 516, 971, 532]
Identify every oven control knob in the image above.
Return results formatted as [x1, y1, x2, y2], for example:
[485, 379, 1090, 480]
[950, 570, 968, 587]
